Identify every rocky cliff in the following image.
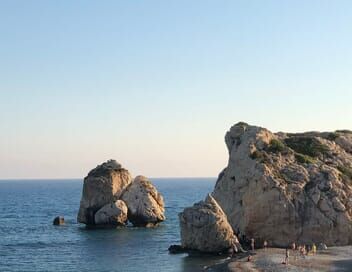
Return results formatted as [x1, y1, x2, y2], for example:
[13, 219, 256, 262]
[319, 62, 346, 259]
[212, 122, 352, 247]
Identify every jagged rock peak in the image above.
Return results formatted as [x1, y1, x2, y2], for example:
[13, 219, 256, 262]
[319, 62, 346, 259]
[87, 159, 123, 177]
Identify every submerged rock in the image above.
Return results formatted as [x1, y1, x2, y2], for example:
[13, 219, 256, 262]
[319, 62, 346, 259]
[77, 160, 132, 225]
[94, 200, 128, 226]
[179, 194, 236, 253]
[168, 245, 188, 254]
[212, 122, 352, 247]
[53, 216, 65, 225]
[121, 175, 165, 227]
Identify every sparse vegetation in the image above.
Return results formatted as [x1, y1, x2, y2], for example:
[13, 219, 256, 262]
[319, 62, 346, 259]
[235, 122, 249, 127]
[250, 150, 264, 160]
[295, 153, 316, 164]
[336, 130, 352, 134]
[326, 132, 339, 141]
[338, 165, 352, 179]
[285, 136, 329, 157]
[266, 139, 286, 153]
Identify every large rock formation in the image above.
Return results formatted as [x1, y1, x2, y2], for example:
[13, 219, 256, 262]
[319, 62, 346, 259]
[121, 175, 165, 227]
[77, 160, 132, 225]
[94, 200, 128, 226]
[179, 194, 236, 253]
[212, 122, 352, 247]
[77, 160, 165, 228]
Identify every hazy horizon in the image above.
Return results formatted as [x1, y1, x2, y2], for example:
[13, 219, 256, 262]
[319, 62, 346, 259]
[0, 176, 217, 180]
[1, 1, 352, 179]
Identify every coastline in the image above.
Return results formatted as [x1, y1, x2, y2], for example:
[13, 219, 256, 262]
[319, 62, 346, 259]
[208, 246, 352, 271]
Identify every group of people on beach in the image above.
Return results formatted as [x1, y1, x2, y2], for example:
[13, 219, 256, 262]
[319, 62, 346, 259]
[287, 242, 317, 261]
[273, 241, 318, 265]
[231, 237, 318, 266]
[282, 242, 318, 265]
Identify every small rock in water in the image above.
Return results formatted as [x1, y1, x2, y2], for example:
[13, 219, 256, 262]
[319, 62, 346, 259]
[53, 216, 65, 225]
[168, 245, 187, 254]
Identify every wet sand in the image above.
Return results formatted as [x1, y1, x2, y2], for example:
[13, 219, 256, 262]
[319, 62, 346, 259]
[208, 246, 352, 271]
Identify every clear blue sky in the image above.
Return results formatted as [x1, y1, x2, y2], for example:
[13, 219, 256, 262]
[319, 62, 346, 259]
[1, 0, 351, 179]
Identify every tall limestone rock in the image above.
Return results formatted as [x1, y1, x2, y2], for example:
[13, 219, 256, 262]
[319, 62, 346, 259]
[212, 122, 352, 247]
[179, 194, 236, 253]
[77, 160, 132, 225]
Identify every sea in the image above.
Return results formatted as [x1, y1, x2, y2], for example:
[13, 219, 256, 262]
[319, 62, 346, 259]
[0, 178, 228, 272]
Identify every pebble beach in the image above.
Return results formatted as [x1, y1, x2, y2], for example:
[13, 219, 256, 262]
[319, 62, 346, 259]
[210, 246, 352, 272]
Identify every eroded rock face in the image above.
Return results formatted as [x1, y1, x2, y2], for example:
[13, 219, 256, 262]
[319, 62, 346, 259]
[94, 200, 128, 226]
[212, 122, 352, 247]
[179, 194, 236, 253]
[77, 160, 132, 225]
[121, 175, 165, 227]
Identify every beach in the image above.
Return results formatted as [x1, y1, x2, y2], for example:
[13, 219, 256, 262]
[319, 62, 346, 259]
[210, 246, 352, 271]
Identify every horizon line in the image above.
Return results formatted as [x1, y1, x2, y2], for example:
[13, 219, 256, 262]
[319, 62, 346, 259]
[0, 176, 217, 181]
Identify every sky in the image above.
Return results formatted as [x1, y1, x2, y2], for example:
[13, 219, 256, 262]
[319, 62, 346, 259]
[0, 0, 352, 179]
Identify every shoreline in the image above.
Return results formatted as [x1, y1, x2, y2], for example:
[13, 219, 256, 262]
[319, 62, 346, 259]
[207, 246, 352, 271]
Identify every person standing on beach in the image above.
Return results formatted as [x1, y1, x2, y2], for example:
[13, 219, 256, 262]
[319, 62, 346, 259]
[312, 243, 317, 255]
[300, 245, 306, 258]
[231, 239, 238, 257]
[285, 248, 290, 265]
[291, 242, 296, 251]
[251, 238, 255, 251]
[263, 240, 268, 250]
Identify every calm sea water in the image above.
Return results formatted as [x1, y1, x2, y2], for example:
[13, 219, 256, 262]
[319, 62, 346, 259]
[0, 178, 226, 272]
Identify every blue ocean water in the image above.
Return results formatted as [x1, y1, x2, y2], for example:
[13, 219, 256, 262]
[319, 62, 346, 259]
[0, 178, 225, 272]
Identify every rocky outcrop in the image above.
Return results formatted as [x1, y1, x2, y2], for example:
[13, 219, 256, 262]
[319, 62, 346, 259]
[77, 160, 165, 228]
[121, 176, 165, 227]
[94, 200, 128, 226]
[212, 122, 352, 247]
[53, 216, 65, 225]
[179, 194, 236, 253]
[77, 160, 132, 225]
